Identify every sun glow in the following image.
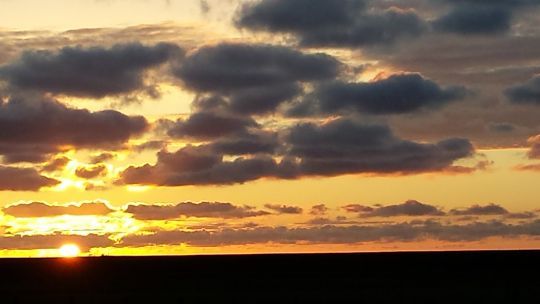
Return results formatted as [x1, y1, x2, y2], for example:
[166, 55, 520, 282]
[4, 214, 141, 236]
[126, 185, 151, 192]
[59, 244, 80, 257]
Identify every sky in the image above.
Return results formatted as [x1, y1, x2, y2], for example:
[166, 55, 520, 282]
[0, 0, 539, 257]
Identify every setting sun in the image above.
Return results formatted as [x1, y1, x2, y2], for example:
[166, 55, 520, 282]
[58, 244, 80, 258]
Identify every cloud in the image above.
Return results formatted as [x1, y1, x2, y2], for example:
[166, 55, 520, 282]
[0, 43, 183, 98]
[441, 0, 539, 6]
[125, 201, 270, 220]
[174, 43, 340, 114]
[285, 118, 475, 176]
[506, 212, 537, 219]
[228, 83, 302, 115]
[515, 163, 540, 171]
[287, 73, 466, 116]
[119, 219, 540, 247]
[176, 43, 340, 92]
[90, 153, 115, 164]
[132, 140, 169, 153]
[40, 156, 70, 172]
[75, 164, 108, 179]
[0, 143, 62, 164]
[449, 204, 509, 216]
[2, 201, 114, 217]
[506, 75, 540, 105]
[0, 166, 59, 191]
[342, 204, 374, 213]
[488, 122, 516, 133]
[527, 134, 540, 159]
[208, 130, 279, 155]
[264, 204, 303, 214]
[343, 200, 445, 217]
[432, 0, 540, 35]
[236, 0, 367, 33]
[188, 83, 303, 116]
[199, 0, 210, 15]
[310, 204, 328, 216]
[0, 233, 113, 251]
[236, 0, 427, 48]
[433, 4, 512, 35]
[0, 95, 148, 161]
[118, 118, 475, 187]
[167, 111, 258, 140]
[304, 217, 351, 225]
[118, 146, 288, 186]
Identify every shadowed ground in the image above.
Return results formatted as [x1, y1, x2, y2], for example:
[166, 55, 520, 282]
[0, 250, 538, 303]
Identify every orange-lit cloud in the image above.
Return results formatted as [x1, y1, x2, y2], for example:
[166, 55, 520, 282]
[0, 166, 59, 191]
[3, 201, 115, 218]
[125, 201, 270, 220]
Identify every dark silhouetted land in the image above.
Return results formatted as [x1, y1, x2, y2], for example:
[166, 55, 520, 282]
[0, 250, 538, 303]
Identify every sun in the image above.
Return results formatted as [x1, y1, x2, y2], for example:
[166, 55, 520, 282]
[59, 244, 81, 258]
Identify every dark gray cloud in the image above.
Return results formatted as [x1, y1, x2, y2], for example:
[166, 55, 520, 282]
[125, 201, 270, 220]
[174, 43, 340, 114]
[450, 203, 509, 216]
[287, 73, 466, 116]
[167, 111, 258, 140]
[2, 201, 114, 217]
[117, 145, 288, 186]
[0, 143, 63, 164]
[506, 75, 540, 105]
[0, 233, 113, 251]
[187, 84, 302, 116]
[236, 0, 427, 48]
[285, 118, 475, 176]
[441, 0, 539, 8]
[237, 0, 367, 33]
[0, 166, 59, 191]
[343, 200, 445, 217]
[433, 4, 512, 35]
[0, 95, 148, 161]
[0, 43, 183, 98]
[209, 131, 279, 155]
[176, 43, 340, 92]
[264, 204, 303, 214]
[488, 122, 516, 133]
[432, 0, 540, 35]
[229, 83, 302, 115]
[118, 118, 475, 186]
[119, 219, 540, 247]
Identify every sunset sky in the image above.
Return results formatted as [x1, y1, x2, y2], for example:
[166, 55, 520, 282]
[0, 0, 539, 257]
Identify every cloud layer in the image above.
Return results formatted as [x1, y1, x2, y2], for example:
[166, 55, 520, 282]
[0, 199, 537, 250]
